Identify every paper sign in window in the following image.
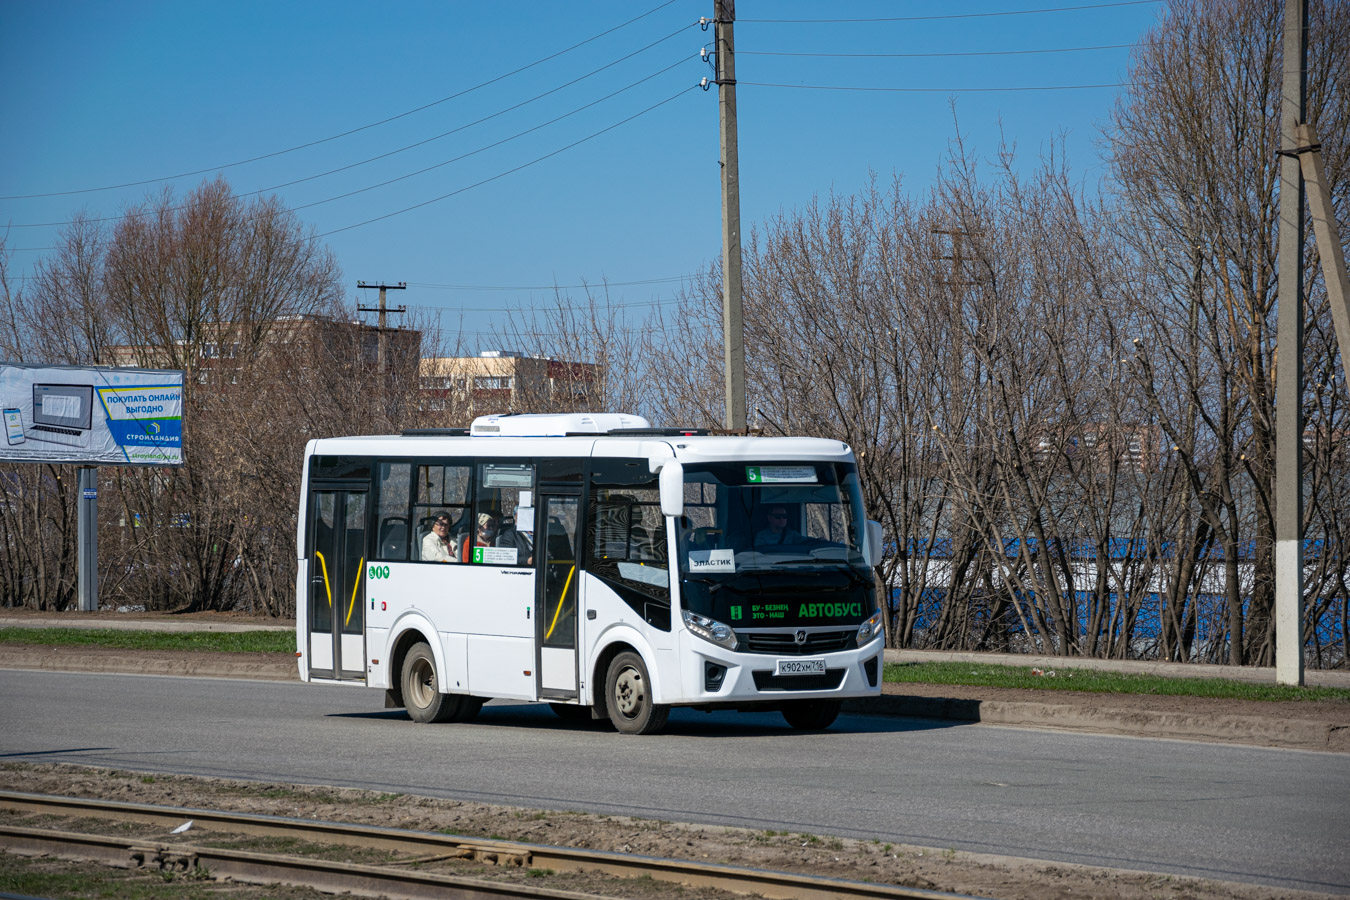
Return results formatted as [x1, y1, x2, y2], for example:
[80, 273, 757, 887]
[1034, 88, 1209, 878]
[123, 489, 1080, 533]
[687, 549, 735, 573]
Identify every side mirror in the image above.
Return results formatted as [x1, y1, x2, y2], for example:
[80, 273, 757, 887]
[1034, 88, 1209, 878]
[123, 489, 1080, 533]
[864, 520, 883, 567]
[658, 461, 684, 518]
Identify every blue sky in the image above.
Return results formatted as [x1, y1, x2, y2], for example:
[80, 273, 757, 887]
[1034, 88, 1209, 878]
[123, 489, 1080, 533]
[0, 1, 1164, 351]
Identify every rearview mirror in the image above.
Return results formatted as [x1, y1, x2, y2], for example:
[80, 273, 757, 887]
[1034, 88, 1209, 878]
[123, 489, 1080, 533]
[864, 520, 883, 567]
[658, 461, 684, 518]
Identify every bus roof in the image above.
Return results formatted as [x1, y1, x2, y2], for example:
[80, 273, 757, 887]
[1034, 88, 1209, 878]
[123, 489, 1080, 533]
[304, 432, 854, 465]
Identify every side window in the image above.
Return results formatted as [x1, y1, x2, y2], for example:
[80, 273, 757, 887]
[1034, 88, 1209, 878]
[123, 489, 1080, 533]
[374, 462, 411, 561]
[470, 462, 535, 566]
[588, 483, 668, 601]
[413, 464, 472, 562]
[805, 502, 847, 543]
[629, 503, 666, 562]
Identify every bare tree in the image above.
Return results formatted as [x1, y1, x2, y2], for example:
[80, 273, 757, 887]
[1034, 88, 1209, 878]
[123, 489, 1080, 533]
[1107, 0, 1349, 665]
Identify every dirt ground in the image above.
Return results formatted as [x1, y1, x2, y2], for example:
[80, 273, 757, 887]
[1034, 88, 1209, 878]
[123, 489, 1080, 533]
[0, 763, 1335, 900]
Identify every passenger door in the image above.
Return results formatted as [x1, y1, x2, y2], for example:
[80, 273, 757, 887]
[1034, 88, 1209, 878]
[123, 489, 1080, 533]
[306, 488, 367, 681]
[537, 491, 580, 699]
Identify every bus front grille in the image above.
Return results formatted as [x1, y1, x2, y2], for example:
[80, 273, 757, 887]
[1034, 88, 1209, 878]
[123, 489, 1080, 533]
[751, 668, 847, 692]
[742, 630, 854, 655]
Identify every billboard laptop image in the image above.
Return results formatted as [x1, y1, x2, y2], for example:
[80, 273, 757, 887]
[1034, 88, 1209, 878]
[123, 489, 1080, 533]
[25, 383, 93, 448]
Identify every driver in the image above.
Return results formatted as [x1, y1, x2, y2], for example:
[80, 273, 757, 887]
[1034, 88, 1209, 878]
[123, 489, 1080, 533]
[754, 505, 803, 547]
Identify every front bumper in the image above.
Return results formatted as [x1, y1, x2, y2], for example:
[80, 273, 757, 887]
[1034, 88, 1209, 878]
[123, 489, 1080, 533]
[672, 628, 883, 705]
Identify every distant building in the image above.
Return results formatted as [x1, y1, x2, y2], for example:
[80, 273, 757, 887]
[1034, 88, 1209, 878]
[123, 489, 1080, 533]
[109, 314, 420, 383]
[1030, 423, 1160, 474]
[419, 351, 598, 413]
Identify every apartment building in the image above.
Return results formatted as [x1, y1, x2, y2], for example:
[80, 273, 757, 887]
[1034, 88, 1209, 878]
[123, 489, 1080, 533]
[418, 351, 597, 413]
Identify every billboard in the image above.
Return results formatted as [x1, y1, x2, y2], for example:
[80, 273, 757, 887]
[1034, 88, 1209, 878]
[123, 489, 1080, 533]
[0, 363, 184, 466]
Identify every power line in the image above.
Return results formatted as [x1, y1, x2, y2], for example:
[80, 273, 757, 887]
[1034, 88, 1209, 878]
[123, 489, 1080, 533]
[415, 324, 665, 337]
[4, 27, 696, 231]
[1, 273, 697, 290]
[0, 0, 683, 201]
[294, 59, 691, 215]
[5, 73, 692, 251]
[738, 1, 1160, 24]
[0, 63, 691, 248]
[739, 43, 1134, 59]
[740, 81, 1130, 93]
[408, 276, 694, 291]
[316, 85, 697, 238]
[406, 296, 686, 314]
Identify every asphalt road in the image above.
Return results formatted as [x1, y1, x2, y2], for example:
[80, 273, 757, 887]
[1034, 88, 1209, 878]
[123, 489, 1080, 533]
[1, 670, 1346, 893]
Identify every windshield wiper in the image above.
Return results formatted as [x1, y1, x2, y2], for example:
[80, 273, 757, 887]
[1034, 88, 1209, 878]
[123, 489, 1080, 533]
[756, 556, 858, 566]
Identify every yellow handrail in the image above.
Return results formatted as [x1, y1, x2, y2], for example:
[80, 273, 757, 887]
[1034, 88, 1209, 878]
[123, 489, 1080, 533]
[315, 552, 332, 608]
[544, 565, 576, 641]
[346, 557, 364, 627]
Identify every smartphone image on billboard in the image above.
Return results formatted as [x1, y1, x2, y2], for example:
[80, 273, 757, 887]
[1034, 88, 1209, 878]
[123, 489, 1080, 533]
[3, 408, 24, 446]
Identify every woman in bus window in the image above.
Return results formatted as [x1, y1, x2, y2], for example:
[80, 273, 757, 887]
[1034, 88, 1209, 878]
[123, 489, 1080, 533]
[422, 513, 455, 562]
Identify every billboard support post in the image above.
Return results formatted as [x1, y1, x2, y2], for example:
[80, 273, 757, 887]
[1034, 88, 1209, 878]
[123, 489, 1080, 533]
[77, 466, 98, 612]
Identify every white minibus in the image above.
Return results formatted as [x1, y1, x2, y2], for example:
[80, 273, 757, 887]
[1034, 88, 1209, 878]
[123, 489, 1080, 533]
[296, 413, 884, 734]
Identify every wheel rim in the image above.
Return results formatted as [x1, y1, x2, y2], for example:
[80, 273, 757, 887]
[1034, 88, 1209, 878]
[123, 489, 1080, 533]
[408, 656, 436, 709]
[613, 666, 645, 718]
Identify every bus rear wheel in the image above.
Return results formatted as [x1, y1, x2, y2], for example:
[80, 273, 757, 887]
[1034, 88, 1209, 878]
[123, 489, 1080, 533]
[781, 699, 841, 731]
[402, 641, 470, 724]
[605, 651, 669, 735]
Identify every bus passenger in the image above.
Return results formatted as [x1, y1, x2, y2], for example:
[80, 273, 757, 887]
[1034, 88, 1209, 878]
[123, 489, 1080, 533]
[458, 512, 499, 562]
[497, 517, 534, 566]
[422, 513, 456, 562]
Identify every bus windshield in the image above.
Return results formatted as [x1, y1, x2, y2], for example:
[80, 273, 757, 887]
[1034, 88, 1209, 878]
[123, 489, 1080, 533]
[676, 462, 868, 575]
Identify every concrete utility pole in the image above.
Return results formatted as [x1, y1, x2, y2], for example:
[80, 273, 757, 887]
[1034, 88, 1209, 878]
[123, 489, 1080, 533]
[357, 281, 407, 375]
[1275, 0, 1307, 686]
[714, 0, 747, 431]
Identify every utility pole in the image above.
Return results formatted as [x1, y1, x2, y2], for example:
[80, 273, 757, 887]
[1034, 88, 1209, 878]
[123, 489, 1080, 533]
[712, 0, 746, 431]
[932, 229, 981, 287]
[356, 281, 407, 376]
[1274, 0, 1307, 686]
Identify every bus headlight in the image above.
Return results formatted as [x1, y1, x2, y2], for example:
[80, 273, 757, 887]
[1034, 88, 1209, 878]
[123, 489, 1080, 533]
[682, 610, 738, 650]
[856, 610, 883, 647]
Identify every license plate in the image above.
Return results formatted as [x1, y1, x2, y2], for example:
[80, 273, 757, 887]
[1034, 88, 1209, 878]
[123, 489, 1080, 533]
[775, 658, 826, 676]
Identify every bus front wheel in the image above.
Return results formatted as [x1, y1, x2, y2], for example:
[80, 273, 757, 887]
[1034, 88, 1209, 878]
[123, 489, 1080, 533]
[781, 699, 842, 731]
[605, 651, 669, 735]
[402, 641, 465, 724]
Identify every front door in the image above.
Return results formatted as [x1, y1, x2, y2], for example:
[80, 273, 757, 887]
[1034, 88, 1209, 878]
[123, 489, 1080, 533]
[307, 488, 367, 681]
[537, 492, 580, 698]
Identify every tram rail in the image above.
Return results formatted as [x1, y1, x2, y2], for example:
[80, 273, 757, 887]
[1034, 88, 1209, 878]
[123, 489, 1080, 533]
[0, 791, 983, 900]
